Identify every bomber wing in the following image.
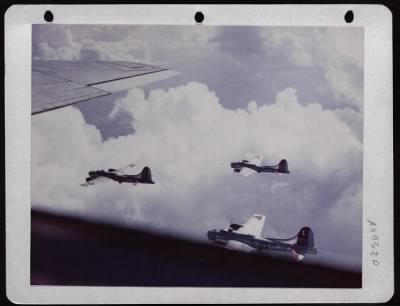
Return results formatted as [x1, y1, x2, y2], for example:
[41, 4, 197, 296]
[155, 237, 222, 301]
[239, 155, 262, 176]
[32, 60, 180, 115]
[235, 214, 266, 238]
[250, 155, 262, 166]
[239, 168, 257, 176]
[239, 167, 257, 176]
[108, 163, 136, 175]
[80, 176, 113, 187]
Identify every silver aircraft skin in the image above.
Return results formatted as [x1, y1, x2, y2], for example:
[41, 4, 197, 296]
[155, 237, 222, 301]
[207, 214, 317, 261]
[231, 155, 290, 176]
[32, 60, 179, 115]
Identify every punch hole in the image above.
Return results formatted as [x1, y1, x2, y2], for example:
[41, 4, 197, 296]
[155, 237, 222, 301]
[44, 10, 54, 22]
[344, 10, 354, 23]
[194, 11, 204, 23]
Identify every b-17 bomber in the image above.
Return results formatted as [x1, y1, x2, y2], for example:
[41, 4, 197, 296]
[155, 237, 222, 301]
[207, 214, 317, 261]
[81, 164, 155, 187]
[231, 155, 290, 176]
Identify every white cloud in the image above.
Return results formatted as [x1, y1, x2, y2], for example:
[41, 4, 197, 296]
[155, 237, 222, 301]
[323, 58, 363, 109]
[334, 107, 363, 140]
[271, 182, 289, 193]
[36, 40, 80, 60]
[33, 25, 220, 66]
[36, 42, 57, 59]
[33, 26, 80, 60]
[32, 83, 362, 256]
[260, 29, 314, 67]
[33, 25, 148, 62]
[318, 28, 363, 70]
[33, 25, 364, 115]
[31, 25, 363, 257]
[259, 27, 363, 110]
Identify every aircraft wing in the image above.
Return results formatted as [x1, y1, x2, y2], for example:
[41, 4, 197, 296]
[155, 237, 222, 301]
[235, 214, 266, 238]
[80, 176, 113, 187]
[238, 155, 262, 176]
[251, 155, 262, 166]
[239, 167, 257, 177]
[112, 163, 136, 174]
[32, 60, 180, 115]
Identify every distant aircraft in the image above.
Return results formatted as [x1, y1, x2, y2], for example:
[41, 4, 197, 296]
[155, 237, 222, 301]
[207, 214, 317, 261]
[81, 164, 155, 187]
[32, 60, 179, 115]
[230, 155, 290, 176]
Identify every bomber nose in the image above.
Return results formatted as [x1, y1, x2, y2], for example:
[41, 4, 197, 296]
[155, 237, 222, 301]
[231, 162, 239, 168]
[207, 230, 217, 241]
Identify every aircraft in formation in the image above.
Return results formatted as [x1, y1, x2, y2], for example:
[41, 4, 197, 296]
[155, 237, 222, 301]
[81, 164, 155, 187]
[33, 60, 317, 264]
[231, 155, 290, 176]
[207, 214, 317, 261]
[80, 156, 289, 187]
[32, 60, 291, 185]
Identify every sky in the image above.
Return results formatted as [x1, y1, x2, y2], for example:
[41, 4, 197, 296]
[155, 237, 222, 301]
[31, 25, 364, 264]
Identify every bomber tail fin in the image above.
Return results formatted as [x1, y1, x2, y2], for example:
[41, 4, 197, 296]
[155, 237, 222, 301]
[140, 166, 155, 184]
[292, 227, 315, 261]
[296, 227, 314, 249]
[278, 159, 289, 173]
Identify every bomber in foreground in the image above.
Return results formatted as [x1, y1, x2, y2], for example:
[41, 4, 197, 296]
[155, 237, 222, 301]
[207, 214, 317, 261]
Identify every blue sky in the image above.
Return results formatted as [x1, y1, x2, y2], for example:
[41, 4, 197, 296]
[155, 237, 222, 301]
[31, 25, 363, 265]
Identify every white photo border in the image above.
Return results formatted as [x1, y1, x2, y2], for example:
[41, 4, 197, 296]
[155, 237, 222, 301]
[5, 4, 393, 304]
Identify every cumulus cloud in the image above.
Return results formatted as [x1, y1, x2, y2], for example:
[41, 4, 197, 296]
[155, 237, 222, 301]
[33, 25, 149, 63]
[32, 83, 362, 259]
[334, 107, 363, 140]
[33, 26, 80, 60]
[33, 24, 220, 65]
[260, 29, 314, 67]
[258, 27, 363, 110]
[32, 25, 363, 145]
[31, 25, 363, 260]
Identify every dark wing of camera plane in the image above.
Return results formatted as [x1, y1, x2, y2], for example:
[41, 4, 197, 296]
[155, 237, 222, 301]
[231, 156, 290, 176]
[32, 60, 179, 115]
[207, 214, 316, 261]
[81, 164, 155, 186]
